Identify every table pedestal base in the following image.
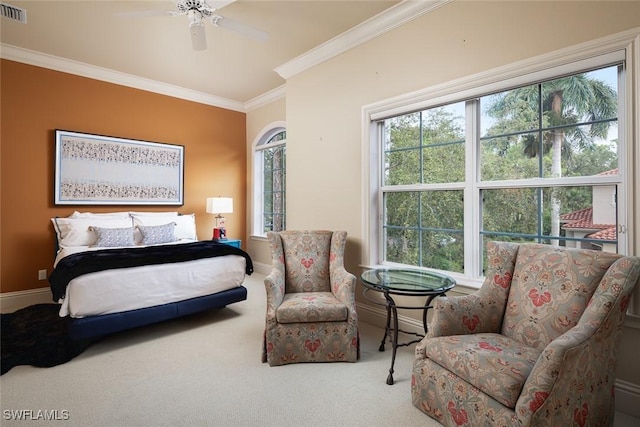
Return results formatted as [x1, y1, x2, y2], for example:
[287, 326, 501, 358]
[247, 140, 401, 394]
[360, 268, 456, 386]
[377, 291, 439, 385]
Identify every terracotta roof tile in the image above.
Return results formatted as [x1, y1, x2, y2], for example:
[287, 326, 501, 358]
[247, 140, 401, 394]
[560, 206, 615, 233]
[596, 168, 618, 176]
[560, 207, 592, 222]
[587, 227, 617, 241]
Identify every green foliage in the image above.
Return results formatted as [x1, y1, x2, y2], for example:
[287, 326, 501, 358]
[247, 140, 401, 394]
[383, 69, 618, 271]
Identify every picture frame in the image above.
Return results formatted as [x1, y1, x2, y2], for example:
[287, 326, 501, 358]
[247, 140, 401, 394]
[54, 130, 184, 205]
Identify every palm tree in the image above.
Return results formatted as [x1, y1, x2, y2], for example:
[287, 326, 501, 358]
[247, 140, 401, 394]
[485, 72, 617, 245]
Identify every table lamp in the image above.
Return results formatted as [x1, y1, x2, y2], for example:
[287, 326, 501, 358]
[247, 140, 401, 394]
[206, 197, 233, 240]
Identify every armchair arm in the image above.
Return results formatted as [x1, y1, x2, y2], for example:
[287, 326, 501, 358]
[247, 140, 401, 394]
[330, 266, 357, 312]
[427, 293, 492, 337]
[515, 322, 607, 426]
[328, 230, 357, 316]
[428, 240, 519, 339]
[264, 269, 285, 322]
[264, 231, 286, 323]
[427, 281, 511, 338]
[415, 291, 505, 358]
[416, 241, 519, 358]
[515, 256, 640, 426]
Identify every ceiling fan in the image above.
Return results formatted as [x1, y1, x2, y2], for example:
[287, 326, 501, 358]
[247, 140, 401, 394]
[126, 0, 268, 51]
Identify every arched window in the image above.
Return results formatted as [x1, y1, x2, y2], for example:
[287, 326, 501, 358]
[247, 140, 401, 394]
[253, 125, 286, 236]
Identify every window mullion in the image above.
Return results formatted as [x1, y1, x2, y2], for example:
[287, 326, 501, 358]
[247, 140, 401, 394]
[418, 112, 424, 265]
[465, 99, 480, 277]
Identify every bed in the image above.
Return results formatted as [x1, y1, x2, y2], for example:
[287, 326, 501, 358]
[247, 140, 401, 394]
[49, 211, 252, 340]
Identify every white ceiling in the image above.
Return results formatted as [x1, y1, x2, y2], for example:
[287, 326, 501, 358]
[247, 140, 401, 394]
[1, 0, 413, 110]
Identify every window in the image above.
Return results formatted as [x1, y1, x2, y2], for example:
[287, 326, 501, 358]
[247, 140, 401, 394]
[366, 49, 630, 285]
[253, 126, 286, 235]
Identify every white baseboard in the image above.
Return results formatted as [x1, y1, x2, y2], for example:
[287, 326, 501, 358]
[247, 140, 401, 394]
[252, 261, 272, 276]
[615, 380, 640, 418]
[356, 302, 640, 417]
[0, 287, 53, 313]
[357, 300, 425, 335]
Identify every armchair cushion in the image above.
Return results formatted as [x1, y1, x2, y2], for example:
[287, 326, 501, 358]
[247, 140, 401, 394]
[426, 333, 541, 408]
[276, 292, 348, 323]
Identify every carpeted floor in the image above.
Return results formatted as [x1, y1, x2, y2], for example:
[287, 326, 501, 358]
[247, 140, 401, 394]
[1, 275, 638, 426]
[0, 274, 439, 427]
[1, 304, 96, 375]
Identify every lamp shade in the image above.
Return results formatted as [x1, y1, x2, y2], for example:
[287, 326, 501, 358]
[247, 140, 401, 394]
[206, 197, 233, 214]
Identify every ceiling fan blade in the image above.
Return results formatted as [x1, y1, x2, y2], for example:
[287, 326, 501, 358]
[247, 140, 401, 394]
[211, 15, 269, 42]
[206, 0, 237, 11]
[190, 23, 207, 51]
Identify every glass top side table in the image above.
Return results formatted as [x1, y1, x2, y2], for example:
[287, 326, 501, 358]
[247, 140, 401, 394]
[360, 268, 456, 385]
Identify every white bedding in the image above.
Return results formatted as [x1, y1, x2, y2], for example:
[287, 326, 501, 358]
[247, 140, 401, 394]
[55, 241, 247, 318]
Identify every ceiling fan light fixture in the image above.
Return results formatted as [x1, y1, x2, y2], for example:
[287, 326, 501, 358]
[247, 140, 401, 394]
[187, 9, 203, 26]
[190, 21, 207, 51]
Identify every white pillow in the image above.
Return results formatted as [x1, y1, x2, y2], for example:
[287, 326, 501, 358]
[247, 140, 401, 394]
[69, 211, 130, 219]
[174, 214, 197, 240]
[52, 217, 133, 248]
[129, 211, 178, 217]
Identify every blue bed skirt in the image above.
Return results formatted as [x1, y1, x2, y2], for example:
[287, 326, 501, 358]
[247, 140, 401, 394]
[67, 286, 248, 340]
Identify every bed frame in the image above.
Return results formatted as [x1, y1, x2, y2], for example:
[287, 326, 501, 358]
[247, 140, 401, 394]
[67, 286, 247, 340]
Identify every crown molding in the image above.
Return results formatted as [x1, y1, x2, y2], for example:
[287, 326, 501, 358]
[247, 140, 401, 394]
[244, 84, 286, 112]
[0, 43, 247, 112]
[274, 0, 452, 80]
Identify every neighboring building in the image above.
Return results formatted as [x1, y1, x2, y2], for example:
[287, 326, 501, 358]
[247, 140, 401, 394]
[561, 169, 617, 252]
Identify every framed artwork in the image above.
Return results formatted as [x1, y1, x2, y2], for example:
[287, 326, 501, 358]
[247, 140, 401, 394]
[54, 130, 184, 205]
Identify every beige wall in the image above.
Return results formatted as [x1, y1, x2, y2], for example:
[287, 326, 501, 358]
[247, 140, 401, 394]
[246, 0, 640, 407]
[285, 1, 640, 264]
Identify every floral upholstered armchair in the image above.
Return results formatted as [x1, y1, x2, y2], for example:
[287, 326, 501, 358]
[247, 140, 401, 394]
[411, 241, 640, 427]
[262, 230, 359, 366]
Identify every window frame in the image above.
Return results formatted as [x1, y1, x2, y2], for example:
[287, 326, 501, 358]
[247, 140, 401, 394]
[251, 122, 286, 238]
[361, 30, 639, 294]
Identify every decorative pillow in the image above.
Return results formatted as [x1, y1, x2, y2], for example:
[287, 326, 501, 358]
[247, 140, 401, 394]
[131, 213, 179, 244]
[90, 226, 135, 247]
[137, 223, 177, 245]
[52, 217, 133, 248]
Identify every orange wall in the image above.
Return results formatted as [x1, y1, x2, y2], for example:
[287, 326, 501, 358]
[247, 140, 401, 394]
[0, 59, 247, 294]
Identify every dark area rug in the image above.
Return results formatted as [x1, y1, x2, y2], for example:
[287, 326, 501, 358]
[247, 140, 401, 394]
[1, 304, 96, 375]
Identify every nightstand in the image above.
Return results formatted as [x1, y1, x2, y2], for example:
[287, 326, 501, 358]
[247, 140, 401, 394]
[217, 239, 241, 249]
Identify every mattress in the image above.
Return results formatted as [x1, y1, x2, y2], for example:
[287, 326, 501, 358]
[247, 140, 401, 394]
[59, 254, 246, 318]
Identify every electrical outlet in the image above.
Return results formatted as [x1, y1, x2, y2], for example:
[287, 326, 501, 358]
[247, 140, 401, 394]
[38, 269, 47, 281]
